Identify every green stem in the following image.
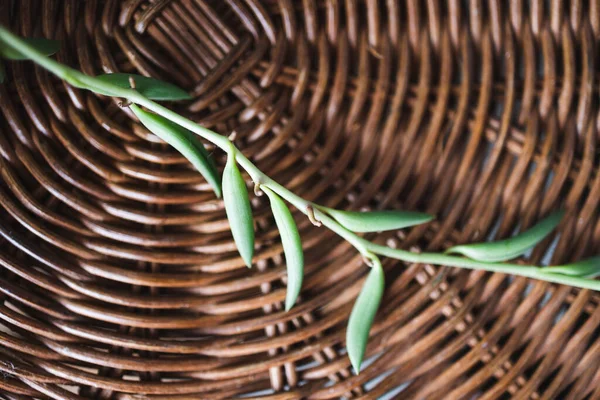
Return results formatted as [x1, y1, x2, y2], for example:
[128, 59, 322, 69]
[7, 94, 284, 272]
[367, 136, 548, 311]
[368, 243, 600, 290]
[368, 244, 538, 274]
[2, 25, 598, 292]
[0, 25, 372, 258]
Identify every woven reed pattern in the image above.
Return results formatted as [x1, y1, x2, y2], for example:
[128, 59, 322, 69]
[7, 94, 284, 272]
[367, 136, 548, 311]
[1, 1, 600, 398]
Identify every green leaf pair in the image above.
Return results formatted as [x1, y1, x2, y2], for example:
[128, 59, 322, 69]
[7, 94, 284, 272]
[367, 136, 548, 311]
[134, 105, 303, 308]
[324, 208, 434, 233]
[346, 260, 385, 373]
[130, 105, 221, 197]
[0, 37, 61, 83]
[221, 164, 304, 309]
[321, 206, 429, 372]
[446, 210, 565, 262]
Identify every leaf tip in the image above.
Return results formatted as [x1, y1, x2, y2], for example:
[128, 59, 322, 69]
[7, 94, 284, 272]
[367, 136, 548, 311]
[349, 353, 362, 375]
[285, 287, 301, 311]
[241, 239, 255, 268]
[284, 300, 294, 312]
[554, 209, 566, 219]
[421, 213, 435, 224]
[242, 254, 253, 269]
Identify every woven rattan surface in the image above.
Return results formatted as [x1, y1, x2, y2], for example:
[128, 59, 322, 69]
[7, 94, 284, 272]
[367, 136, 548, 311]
[1, 1, 600, 399]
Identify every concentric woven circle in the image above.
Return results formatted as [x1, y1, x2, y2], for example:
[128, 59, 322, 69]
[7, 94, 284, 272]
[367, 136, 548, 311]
[1, 1, 600, 399]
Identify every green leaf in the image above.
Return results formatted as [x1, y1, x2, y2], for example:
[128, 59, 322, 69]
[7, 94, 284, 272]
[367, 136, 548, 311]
[222, 153, 254, 267]
[263, 187, 303, 311]
[130, 105, 221, 197]
[543, 256, 600, 278]
[346, 261, 385, 373]
[179, 129, 220, 190]
[0, 38, 60, 60]
[324, 208, 433, 233]
[94, 73, 191, 100]
[445, 210, 565, 262]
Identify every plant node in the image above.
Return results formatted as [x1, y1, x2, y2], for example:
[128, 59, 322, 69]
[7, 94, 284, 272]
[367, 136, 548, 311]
[306, 206, 322, 227]
[254, 182, 263, 196]
[362, 256, 375, 267]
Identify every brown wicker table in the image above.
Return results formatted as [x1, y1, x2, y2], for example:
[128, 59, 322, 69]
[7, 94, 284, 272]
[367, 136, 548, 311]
[1, 1, 600, 399]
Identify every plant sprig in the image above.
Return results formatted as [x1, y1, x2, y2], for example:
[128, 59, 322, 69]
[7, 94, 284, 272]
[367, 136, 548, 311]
[1, 26, 599, 374]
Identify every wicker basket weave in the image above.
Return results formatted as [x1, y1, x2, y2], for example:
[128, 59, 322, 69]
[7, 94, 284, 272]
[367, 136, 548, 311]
[1, 1, 600, 398]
